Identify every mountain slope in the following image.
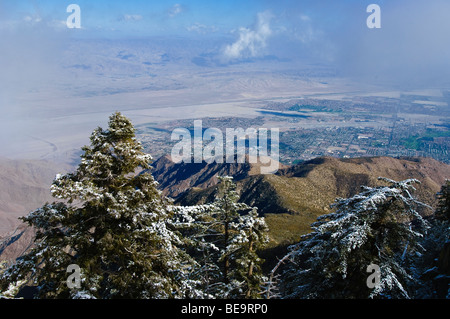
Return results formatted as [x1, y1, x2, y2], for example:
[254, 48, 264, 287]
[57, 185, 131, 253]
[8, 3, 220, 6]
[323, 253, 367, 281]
[150, 154, 286, 198]
[163, 156, 450, 246]
[0, 158, 71, 263]
[1, 155, 449, 263]
[0, 158, 71, 235]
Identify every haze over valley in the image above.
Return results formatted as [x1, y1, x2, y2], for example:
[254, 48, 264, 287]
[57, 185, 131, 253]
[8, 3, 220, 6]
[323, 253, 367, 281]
[0, 1, 449, 291]
[1, 1, 449, 166]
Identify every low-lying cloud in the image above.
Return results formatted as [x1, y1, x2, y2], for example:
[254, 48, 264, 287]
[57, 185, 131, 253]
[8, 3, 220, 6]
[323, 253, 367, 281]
[0, 16, 71, 157]
[223, 11, 273, 61]
[326, 0, 450, 88]
[120, 14, 143, 22]
[168, 4, 186, 18]
[186, 23, 218, 35]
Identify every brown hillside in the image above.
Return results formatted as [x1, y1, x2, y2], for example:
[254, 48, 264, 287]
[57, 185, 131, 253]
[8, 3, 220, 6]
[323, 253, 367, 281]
[174, 156, 450, 246]
[0, 158, 70, 235]
[151, 154, 286, 198]
[0, 158, 71, 263]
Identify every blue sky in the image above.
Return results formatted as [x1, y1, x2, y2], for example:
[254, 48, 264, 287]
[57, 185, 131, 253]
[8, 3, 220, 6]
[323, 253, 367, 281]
[1, 0, 274, 37]
[1, 0, 450, 86]
[0, 0, 382, 61]
[0, 0, 376, 38]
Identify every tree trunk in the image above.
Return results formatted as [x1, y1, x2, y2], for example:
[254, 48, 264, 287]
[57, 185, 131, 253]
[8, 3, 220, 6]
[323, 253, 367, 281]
[245, 236, 254, 298]
[224, 220, 229, 284]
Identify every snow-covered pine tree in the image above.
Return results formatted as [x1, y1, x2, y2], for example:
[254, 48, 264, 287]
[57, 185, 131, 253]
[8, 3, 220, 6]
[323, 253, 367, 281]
[412, 179, 450, 298]
[0, 112, 194, 299]
[214, 176, 247, 287]
[227, 208, 269, 298]
[212, 176, 269, 298]
[279, 177, 430, 299]
[170, 204, 221, 299]
[171, 176, 269, 299]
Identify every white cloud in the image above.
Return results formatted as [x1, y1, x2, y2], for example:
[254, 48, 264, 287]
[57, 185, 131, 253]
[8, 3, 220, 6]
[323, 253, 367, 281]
[121, 14, 143, 22]
[300, 14, 311, 22]
[0, 15, 68, 31]
[223, 11, 273, 60]
[168, 4, 185, 18]
[23, 15, 41, 23]
[186, 23, 217, 34]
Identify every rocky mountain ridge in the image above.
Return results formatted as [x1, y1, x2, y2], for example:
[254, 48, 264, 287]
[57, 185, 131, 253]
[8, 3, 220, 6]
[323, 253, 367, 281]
[153, 155, 450, 245]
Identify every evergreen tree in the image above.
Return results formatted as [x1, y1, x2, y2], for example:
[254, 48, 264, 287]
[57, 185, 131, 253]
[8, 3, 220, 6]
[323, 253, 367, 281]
[279, 178, 429, 299]
[436, 180, 450, 222]
[172, 176, 269, 299]
[413, 179, 450, 298]
[214, 176, 247, 288]
[170, 204, 220, 299]
[227, 208, 269, 298]
[0, 112, 193, 299]
[211, 176, 269, 298]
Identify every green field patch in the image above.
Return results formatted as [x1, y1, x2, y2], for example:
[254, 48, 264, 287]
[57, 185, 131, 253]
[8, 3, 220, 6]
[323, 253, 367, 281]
[402, 129, 450, 150]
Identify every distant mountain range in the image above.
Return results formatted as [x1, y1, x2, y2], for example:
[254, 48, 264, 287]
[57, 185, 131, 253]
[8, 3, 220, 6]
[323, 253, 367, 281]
[1, 155, 449, 264]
